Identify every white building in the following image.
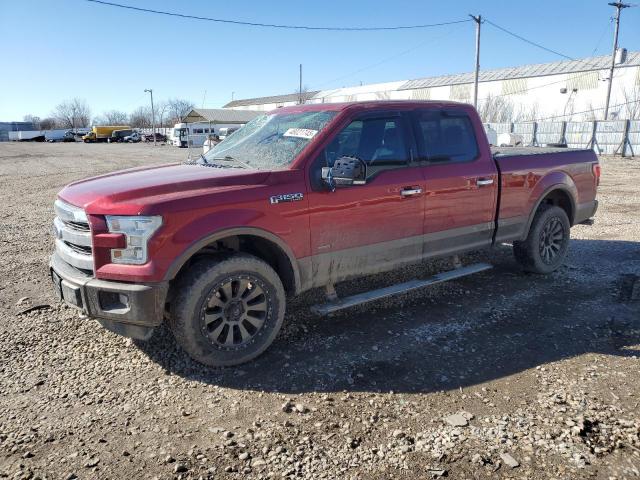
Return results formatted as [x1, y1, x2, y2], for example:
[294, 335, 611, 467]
[225, 50, 640, 121]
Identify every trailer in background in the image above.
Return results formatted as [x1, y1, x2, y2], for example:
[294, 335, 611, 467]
[8, 130, 46, 142]
[45, 130, 76, 142]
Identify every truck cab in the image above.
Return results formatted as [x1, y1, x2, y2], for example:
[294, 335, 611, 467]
[51, 101, 599, 367]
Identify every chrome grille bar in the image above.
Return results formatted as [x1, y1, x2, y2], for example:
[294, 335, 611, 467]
[53, 200, 93, 272]
[53, 217, 92, 247]
[54, 238, 94, 271]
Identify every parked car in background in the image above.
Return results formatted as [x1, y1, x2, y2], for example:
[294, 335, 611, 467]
[50, 101, 599, 367]
[144, 132, 167, 143]
[108, 129, 134, 143]
[124, 132, 141, 143]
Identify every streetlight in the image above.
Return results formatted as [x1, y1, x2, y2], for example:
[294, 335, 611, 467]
[144, 88, 156, 146]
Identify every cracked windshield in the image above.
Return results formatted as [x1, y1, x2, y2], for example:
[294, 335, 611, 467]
[197, 110, 337, 169]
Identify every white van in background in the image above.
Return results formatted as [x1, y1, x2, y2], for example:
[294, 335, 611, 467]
[172, 122, 245, 147]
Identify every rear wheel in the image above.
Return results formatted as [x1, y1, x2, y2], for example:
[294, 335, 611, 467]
[169, 254, 286, 366]
[513, 204, 570, 274]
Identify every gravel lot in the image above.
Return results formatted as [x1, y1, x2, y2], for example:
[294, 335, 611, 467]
[0, 142, 639, 480]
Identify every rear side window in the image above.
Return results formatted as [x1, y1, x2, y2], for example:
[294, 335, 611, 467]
[413, 110, 478, 164]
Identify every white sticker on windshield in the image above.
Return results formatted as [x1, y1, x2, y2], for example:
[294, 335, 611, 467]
[283, 128, 318, 139]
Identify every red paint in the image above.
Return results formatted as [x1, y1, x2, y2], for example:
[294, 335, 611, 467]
[57, 101, 598, 284]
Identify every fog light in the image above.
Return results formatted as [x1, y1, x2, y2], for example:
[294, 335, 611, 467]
[99, 291, 130, 312]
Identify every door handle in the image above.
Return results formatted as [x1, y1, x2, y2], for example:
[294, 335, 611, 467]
[400, 187, 423, 197]
[476, 178, 494, 187]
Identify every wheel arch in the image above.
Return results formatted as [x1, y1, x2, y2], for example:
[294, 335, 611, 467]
[525, 185, 576, 236]
[165, 227, 301, 295]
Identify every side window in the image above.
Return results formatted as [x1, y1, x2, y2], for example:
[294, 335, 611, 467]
[323, 117, 409, 168]
[194, 128, 204, 134]
[414, 110, 479, 164]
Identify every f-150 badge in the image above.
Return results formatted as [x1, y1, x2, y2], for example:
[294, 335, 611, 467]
[270, 193, 304, 204]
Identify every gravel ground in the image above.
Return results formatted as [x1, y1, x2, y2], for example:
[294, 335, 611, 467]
[0, 142, 639, 480]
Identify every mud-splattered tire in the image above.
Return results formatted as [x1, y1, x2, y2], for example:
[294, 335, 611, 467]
[513, 204, 570, 274]
[169, 254, 286, 367]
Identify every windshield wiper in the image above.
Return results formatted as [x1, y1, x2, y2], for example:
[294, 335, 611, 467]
[211, 156, 252, 169]
[199, 153, 209, 164]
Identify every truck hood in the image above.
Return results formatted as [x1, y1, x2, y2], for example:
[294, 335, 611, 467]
[59, 163, 271, 213]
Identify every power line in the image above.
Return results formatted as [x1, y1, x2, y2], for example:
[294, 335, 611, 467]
[83, 0, 471, 31]
[590, 17, 614, 56]
[484, 19, 573, 60]
[312, 24, 466, 89]
[532, 98, 640, 122]
[484, 21, 612, 73]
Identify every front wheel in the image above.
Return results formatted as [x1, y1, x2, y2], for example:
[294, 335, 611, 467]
[513, 204, 570, 274]
[169, 254, 286, 366]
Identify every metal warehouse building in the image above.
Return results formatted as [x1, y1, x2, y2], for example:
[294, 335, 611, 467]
[225, 50, 640, 122]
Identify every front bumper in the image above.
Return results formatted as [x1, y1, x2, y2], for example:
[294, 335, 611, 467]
[49, 252, 168, 340]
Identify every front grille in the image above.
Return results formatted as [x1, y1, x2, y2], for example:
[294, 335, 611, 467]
[64, 241, 92, 255]
[53, 200, 94, 272]
[65, 221, 91, 232]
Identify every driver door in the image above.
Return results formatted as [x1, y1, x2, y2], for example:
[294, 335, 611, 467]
[306, 112, 425, 287]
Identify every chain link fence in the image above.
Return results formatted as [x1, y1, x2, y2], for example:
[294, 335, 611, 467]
[485, 120, 638, 157]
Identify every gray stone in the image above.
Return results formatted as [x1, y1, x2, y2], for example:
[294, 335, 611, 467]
[500, 452, 520, 468]
[444, 413, 469, 427]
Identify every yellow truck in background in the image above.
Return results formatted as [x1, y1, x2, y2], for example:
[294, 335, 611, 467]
[83, 126, 132, 143]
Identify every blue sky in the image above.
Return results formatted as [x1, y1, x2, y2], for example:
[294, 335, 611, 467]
[1, 0, 638, 120]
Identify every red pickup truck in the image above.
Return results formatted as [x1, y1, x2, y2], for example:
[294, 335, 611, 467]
[51, 101, 599, 366]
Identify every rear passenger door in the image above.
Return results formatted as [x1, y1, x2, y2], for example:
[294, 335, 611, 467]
[306, 112, 425, 286]
[412, 109, 498, 257]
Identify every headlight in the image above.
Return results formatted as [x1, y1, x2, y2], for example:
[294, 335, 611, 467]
[105, 216, 162, 265]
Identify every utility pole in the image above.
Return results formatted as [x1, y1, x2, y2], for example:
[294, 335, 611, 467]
[604, 2, 630, 120]
[470, 14, 482, 109]
[144, 89, 156, 146]
[299, 64, 303, 105]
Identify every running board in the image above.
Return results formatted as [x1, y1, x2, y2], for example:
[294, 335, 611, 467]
[311, 263, 493, 316]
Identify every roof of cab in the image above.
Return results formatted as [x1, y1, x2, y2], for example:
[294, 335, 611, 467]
[267, 100, 472, 115]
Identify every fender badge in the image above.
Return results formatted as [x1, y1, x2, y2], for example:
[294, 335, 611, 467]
[270, 193, 304, 204]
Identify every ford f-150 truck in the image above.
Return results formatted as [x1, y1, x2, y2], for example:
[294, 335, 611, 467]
[50, 101, 599, 366]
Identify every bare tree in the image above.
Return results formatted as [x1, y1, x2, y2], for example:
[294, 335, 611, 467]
[621, 86, 640, 120]
[23, 114, 41, 129]
[582, 102, 598, 122]
[129, 106, 153, 128]
[53, 98, 92, 130]
[155, 101, 170, 127]
[514, 102, 540, 122]
[477, 94, 515, 123]
[39, 117, 57, 130]
[167, 98, 195, 124]
[96, 110, 129, 125]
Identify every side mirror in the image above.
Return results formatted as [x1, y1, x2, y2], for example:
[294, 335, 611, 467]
[321, 156, 366, 189]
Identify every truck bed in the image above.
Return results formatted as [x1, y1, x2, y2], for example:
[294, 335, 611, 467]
[491, 145, 599, 243]
[491, 146, 593, 158]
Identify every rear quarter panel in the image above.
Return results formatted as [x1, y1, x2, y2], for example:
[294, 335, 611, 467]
[495, 149, 598, 241]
